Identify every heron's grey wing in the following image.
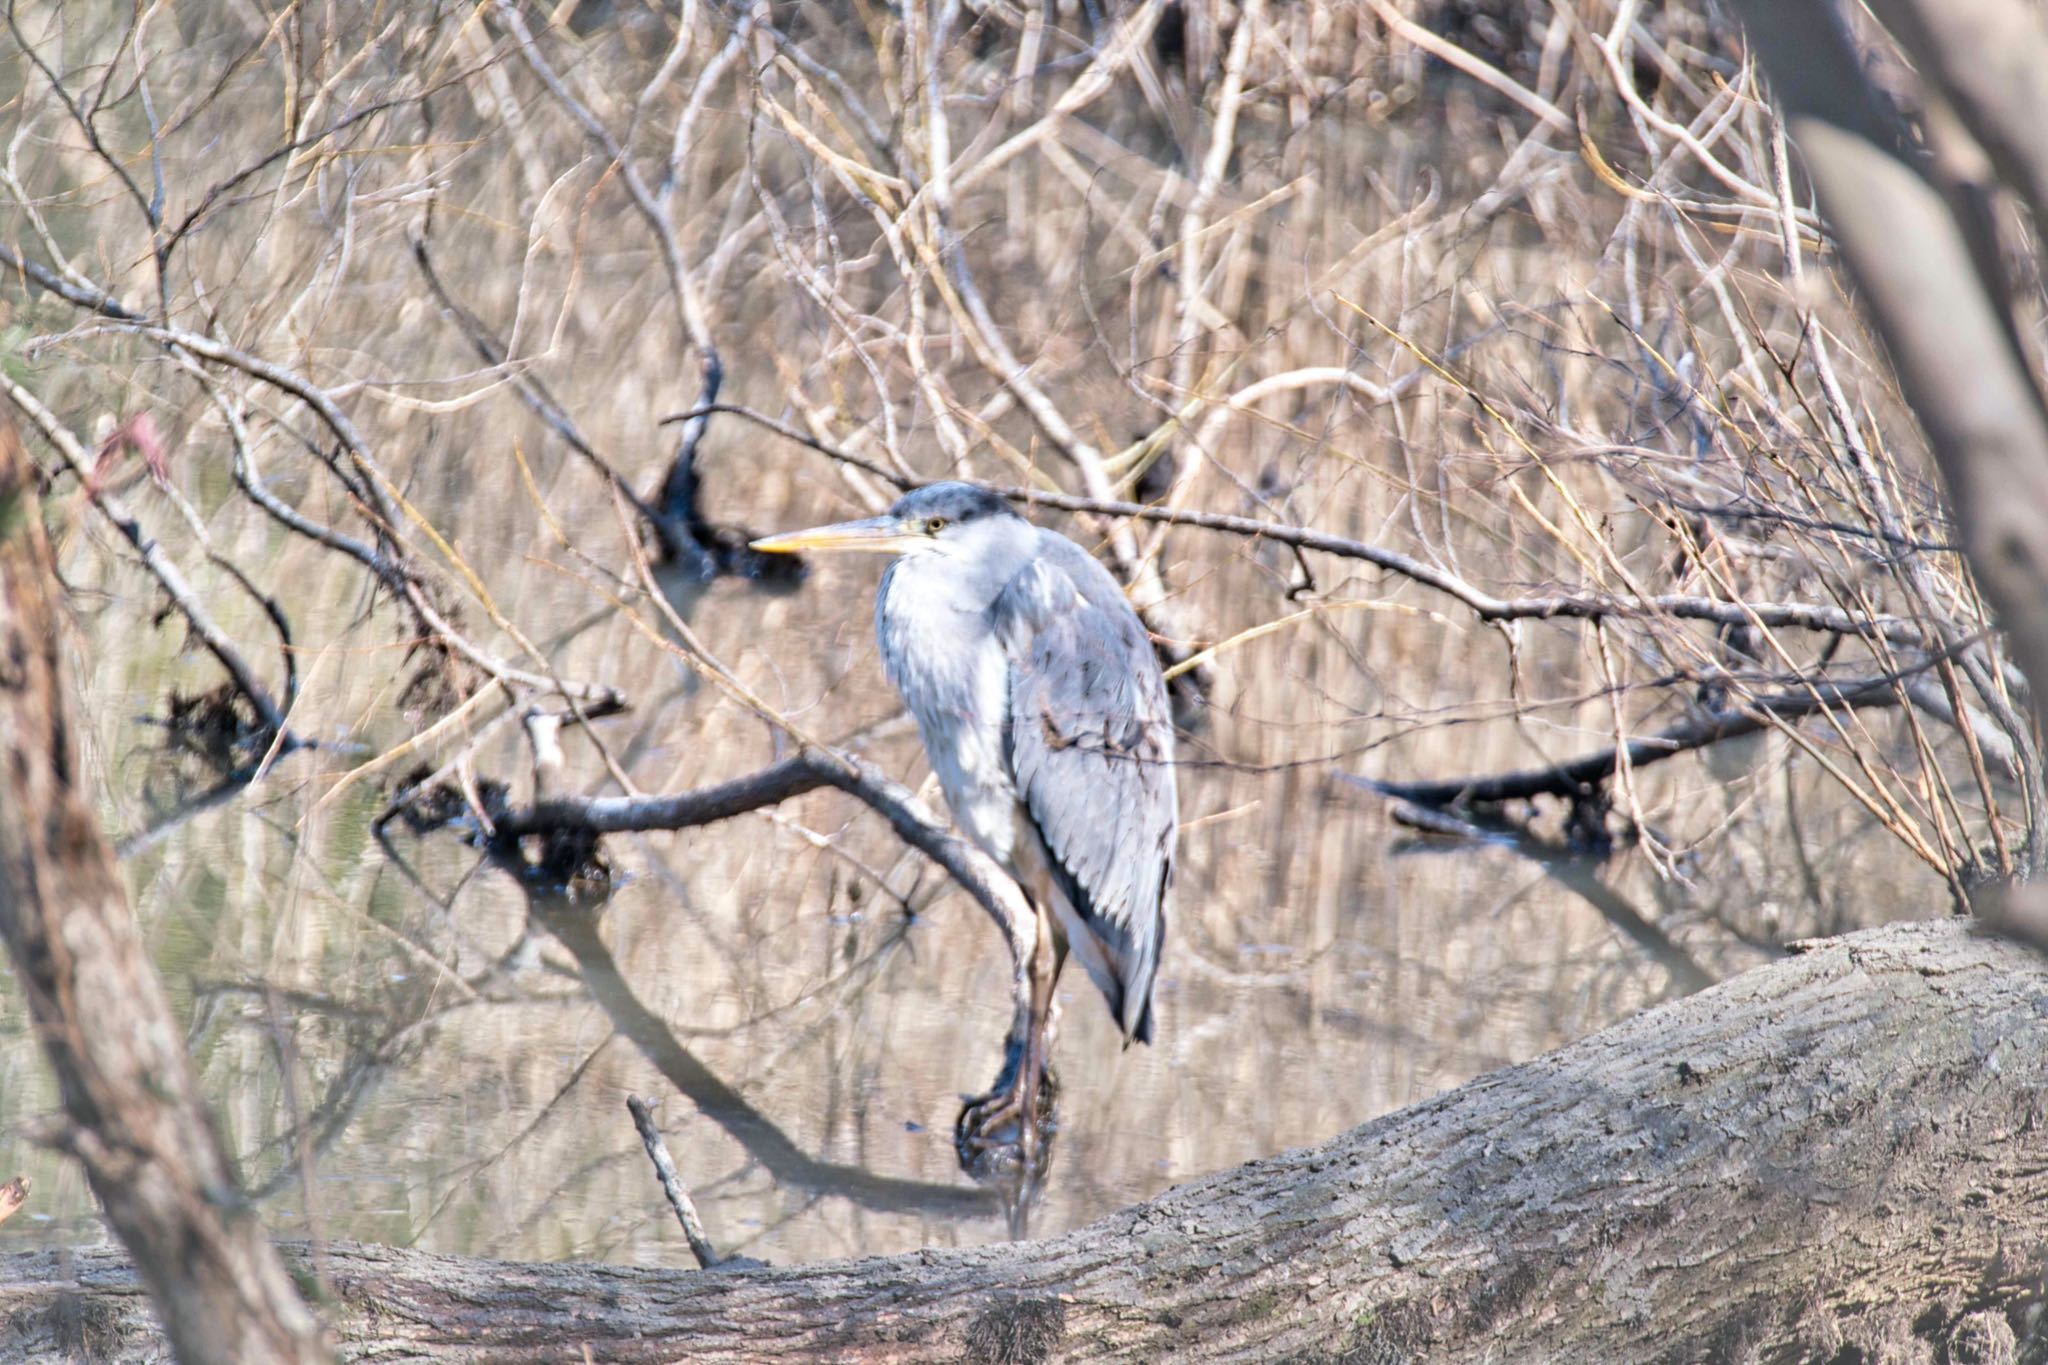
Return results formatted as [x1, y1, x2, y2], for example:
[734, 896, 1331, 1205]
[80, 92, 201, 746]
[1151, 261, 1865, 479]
[991, 532, 1176, 1041]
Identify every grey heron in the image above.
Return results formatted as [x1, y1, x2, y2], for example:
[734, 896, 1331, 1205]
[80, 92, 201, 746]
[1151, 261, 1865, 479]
[753, 482, 1176, 1157]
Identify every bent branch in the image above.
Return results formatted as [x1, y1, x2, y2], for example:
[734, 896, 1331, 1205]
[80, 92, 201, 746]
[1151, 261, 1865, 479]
[664, 403, 1931, 646]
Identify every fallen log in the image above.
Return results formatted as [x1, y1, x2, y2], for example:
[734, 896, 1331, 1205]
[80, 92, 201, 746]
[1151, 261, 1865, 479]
[2, 918, 2043, 1363]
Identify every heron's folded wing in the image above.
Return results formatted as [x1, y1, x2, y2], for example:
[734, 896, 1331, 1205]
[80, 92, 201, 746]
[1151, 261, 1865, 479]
[991, 538, 1175, 1037]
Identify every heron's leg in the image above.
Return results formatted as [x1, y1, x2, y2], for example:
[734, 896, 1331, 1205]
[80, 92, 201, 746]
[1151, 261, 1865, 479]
[957, 869, 1063, 1158]
[1013, 893, 1059, 1149]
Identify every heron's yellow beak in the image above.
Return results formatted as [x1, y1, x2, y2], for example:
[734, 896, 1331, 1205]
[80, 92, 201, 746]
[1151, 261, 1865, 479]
[750, 515, 921, 555]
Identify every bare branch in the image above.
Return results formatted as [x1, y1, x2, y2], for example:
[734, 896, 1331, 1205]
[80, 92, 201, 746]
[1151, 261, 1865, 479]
[0, 374, 292, 742]
[1359, 669, 1922, 808]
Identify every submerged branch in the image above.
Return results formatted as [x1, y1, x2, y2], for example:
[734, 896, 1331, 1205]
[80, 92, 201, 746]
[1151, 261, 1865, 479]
[625, 1096, 729, 1270]
[1359, 670, 1919, 808]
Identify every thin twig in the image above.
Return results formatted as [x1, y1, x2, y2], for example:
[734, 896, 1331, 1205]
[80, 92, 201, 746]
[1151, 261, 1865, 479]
[625, 1096, 721, 1270]
[0, 374, 293, 741]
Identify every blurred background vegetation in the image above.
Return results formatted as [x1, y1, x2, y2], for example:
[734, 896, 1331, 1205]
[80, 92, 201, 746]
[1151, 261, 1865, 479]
[0, 0, 2010, 1266]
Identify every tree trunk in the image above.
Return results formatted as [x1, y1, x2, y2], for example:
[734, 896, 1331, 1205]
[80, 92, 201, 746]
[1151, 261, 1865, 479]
[2, 918, 2043, 1364]
[0, 419, 332, 1363]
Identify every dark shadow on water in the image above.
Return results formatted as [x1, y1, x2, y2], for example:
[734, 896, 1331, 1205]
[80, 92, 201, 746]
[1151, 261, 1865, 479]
[521, 885, 994, 1220]
[215, 827, 997, 1233]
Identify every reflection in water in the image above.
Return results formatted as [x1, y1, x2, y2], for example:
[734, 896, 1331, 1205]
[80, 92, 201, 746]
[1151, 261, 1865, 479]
[468, 735, 1035, 1227]
[528, 888, 988, 1220]
[1384, 802, 1717, 998]
[116, 772, 254, 861]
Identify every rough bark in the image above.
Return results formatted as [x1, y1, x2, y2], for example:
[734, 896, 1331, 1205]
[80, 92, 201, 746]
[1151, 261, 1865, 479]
[3, 918, 2045, 1364]
[0, 419, 332, 1363]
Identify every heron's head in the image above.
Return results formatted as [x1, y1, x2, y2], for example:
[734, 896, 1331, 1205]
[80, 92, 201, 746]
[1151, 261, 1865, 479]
[750, 481, 1023, 562]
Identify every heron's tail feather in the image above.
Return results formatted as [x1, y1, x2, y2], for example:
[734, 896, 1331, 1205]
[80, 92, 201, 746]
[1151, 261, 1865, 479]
[1125, 995, 1155, 1048]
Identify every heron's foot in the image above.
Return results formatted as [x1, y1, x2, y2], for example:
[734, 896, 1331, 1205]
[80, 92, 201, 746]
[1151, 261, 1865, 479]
[955, 1030, 1057, 1143]
[954, 1042, 1058, 1235]
[954, 1069, 1058, 1152]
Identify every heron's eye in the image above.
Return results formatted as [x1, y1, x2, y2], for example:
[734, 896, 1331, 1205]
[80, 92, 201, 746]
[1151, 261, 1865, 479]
[925, 516, 949, 534]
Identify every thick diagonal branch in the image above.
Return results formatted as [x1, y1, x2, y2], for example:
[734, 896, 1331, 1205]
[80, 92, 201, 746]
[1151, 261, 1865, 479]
[490, 746, 1038, 1039]
[661, 406, 1934, 647]
[0, 419, 330, 1363]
